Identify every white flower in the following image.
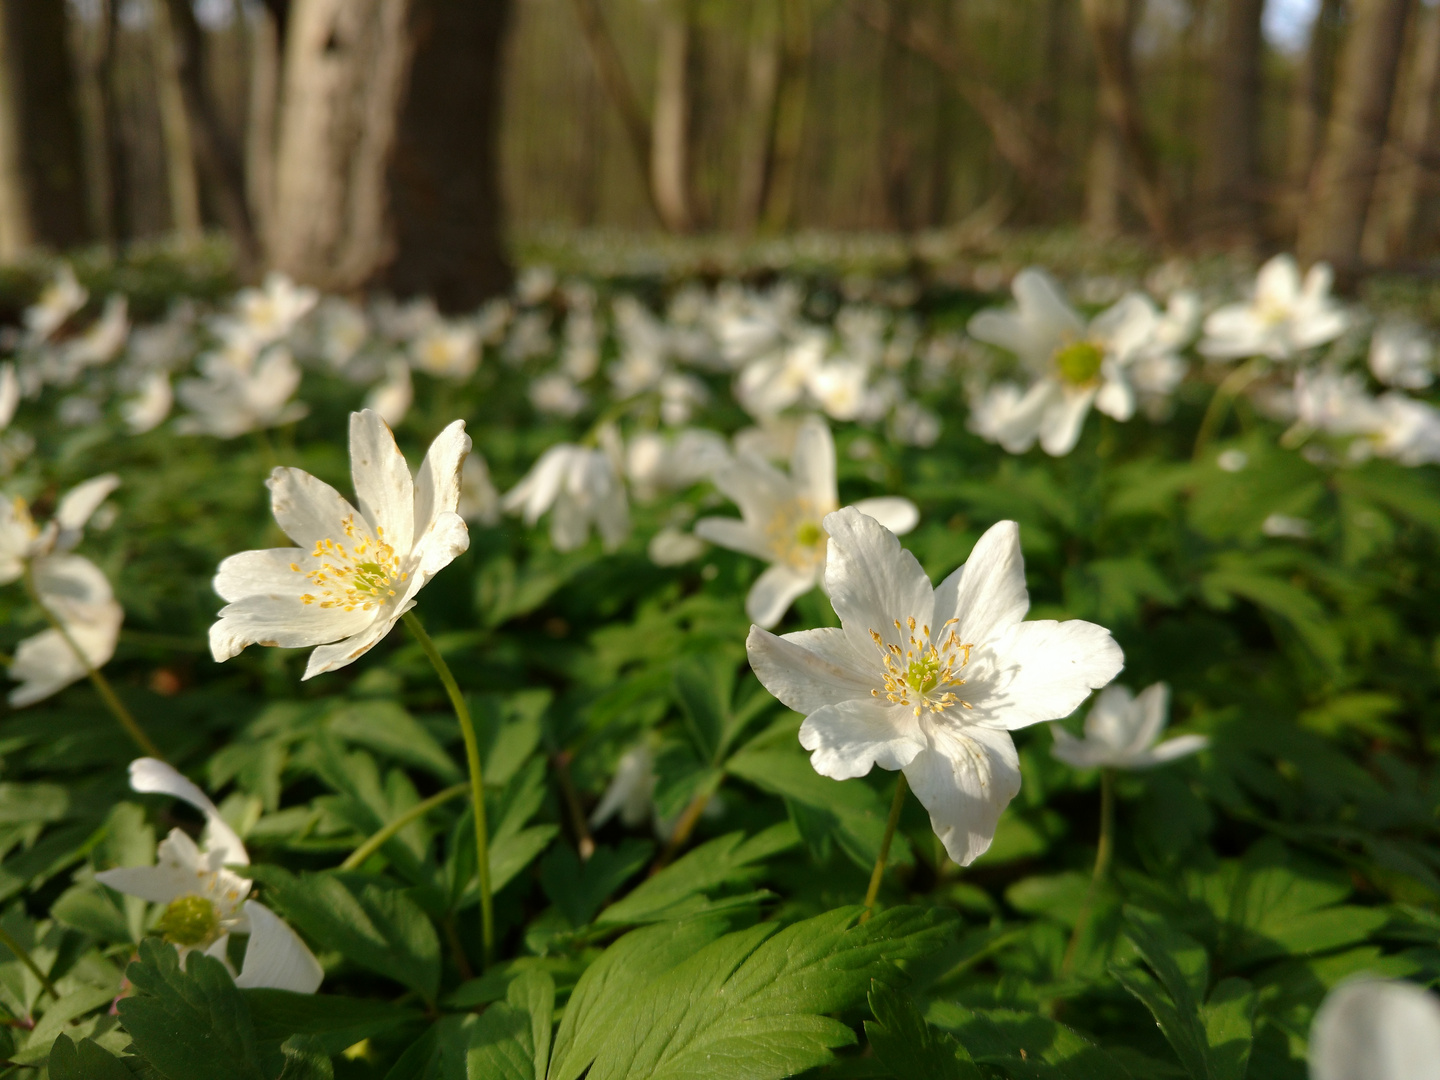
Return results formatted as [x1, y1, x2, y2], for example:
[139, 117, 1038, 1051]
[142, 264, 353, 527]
[177, 345, 308, 439]
[365, 359, 413, 427]
[64, 295, 129, 371]
[95, 759, 323, 993]
[1309, 978, 1440, 1080]
[1051, 683, 1205, 770]
[516, 266, 556, 306]
[1216, 449, 1249, 472]
[9, 554, 123, 707]
[589, 745, 657, 830]
[0, 364, 17, 431]
[458, 454, 500, 526]
[659, 373, 708, 426]
[1369, 318, 1434, 390]
[24, 265, 87, 344]
[967, 271, 1153, 456]
[1199, 255, 1348, 361]
[502, 435, 629, 553]
[529, 373, 588, 418]
[122, 371, 174, 434]
[747, 511, 1124, 865]
[0, 473, 120, 582]
[1368, 394, 1440, 466]
[807, 359, 871, 421]
[735, 331, 825, 419]
[209, 410, 471, 679]
[228, 272, 319, 348]
[410, 322, 480, 380]
[625, 428, 729, 501]
[648, 527, 706, 566]
[695, 417, 919, 628]
[315, 298, 370, 375]
[888, 399, 941, 447]
[1262, 513, 1312, 539]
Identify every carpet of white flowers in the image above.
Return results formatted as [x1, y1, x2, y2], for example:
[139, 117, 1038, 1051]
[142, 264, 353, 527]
[0, 247, 1436, 1079]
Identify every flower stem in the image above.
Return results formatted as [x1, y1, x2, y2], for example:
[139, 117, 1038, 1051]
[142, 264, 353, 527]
[552, 750, 595, 860]
[340, 782, 468, 871]
[22, 565, 163, 760]
[0, 923, 58, 1002]
[1061, 768, 1115, 977]
[862, 772, 909, 920]
[653, 773, 723, 871]
[402, 612, 493, 967]
[1192, 357, 1266, 460]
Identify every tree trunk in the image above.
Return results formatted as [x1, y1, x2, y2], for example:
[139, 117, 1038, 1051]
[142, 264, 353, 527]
[736, 0, 781, 232]
[651, 0, 694, 233]
[246, 5, 281, 257]
[0, 0, 90, 257]
[151, 0, 202, 244]
[761, 0, 811, 232]
[1298, 0, 1412, 271]
[99, 0, 131, 249]
[1364, 2, 1440, 262]
[383, 0, 513, 309]
[1282, 0, 1344, 237]
[878, 0, 916, 231]
[1201, 0, 1265, 248]
[270, 0, 415, 291]
[1079, 0, 1174, 244]
[1085, 120, 1126, 238]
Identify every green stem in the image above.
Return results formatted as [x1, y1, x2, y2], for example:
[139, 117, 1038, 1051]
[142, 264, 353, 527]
[23, 565, 164, 760]
[653, 772, 723, 871]
[862, 772, 909, 920]
[403, 612, 493, 967]
[340, 783, 468, 872]
[1192, 358, 1267, 461]
[0, 924, 58, 1002]
[1061, 769, 1115, 977]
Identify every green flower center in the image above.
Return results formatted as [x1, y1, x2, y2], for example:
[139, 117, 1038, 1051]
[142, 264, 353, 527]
[158, 894, 220, 947]
[906, 652, 943, 696]
[1054, 341, 1104, 386]
[795, 521, 824, 548]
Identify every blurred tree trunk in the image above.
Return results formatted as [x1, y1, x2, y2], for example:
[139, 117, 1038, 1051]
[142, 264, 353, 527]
[1200, 0, 1265, 248]
[736, 0, 781, 232]
[761, 0, 811, 231]
[0, 0, 90, 258]
[159, 0, 259, 272]
[383, 0, 513, 308]
[1298, 0, 1412, 271]
[1282, 0, 1345, 237]
[651, 0, 694, 233]
[98, 0, 132, 248]
[150, 0, 202, 244]
[245, 5, 281, 256]
[879, 1, 916, 230]
[1079, 0, 1174, 244]
[1085, 122, 1126, 238]
[1364, 2, 1440, 262]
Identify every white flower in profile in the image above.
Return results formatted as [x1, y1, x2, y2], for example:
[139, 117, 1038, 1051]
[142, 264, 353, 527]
[9, 554, 123, 707]
[1199, 254, 1349, 361]
[176, 345, 307, 439]
[122, 371, 174, 434]
[0, 473, 120, 583]
[695, 417, 918, 628]
[1369, 318, 1434, 390]
[747, 511, 1124, 865]
[589, 745, 657, 831]
[410, 321, 480, 380]
[625, 427, 729, 501]
[365, 359, 413, 427]
[1051, 682, 1206, 770]
[24, 265, 87, 344]
[0, 363, 18, 431]
[209, 410, 470, 679]
[96, 758, 323, 993]
[1309, 978, 1440, 1080]
[502, 432, 629, 553]
[967, 271, 1155, 456]
[1368, 393, 1440, 466]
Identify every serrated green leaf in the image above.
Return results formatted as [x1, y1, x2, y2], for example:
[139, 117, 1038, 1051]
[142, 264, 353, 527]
[539, 839, 652, 927]
[328, 701, 462, 784]
[926, 1003, 1135, 1079]
[865, 981, 980, 1080]
[463, 969, 553, 1080]
[278, 1034, 334, 1080]
[244, 989, 423, 1055]
[48, 1034, 136, 1080]
[1200, 978, 1254, 1080]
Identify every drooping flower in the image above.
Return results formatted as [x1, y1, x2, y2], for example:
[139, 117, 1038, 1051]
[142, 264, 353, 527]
[209, 410, 470, 679]
[747, 511, 1123, 865]
[1309, 978, 1440, 1080]
[502, 432, 629, 553]
[1050, 682, 1205, 770]
[96, 758, 323, 993]
[695, 416, 917, 627]
[1199, 254, 1348, 362]
[967, 271, 1159, 456]
[8, 554, 123, 707]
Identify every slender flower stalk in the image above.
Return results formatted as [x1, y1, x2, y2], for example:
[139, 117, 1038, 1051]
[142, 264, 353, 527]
[341, 782, 468, 872]
[23, 563, 162, 759]
[1192, 357, 1267, 460]
[403, 612, 493, 966]
[862, 772, 909, 920]
[654, 773, 724, 870]
[1061, 768, 1114, 977]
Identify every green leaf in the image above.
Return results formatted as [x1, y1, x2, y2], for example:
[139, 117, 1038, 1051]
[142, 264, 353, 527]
[0, 783, 69, 824]
[926, 1003, 1135, 1079]
[118, 939, 269, 1080]
[278, 1034, 334, 1080]
[1200, 978, 1255, 1080]
[865, 982, 980, 1080]
[244, 989, 424, 1055]
[52, 884, 134, 943]
[258, 868, 440, 1001]
[328, 701, 461, 784]
[539, 839, 653, 927]
[463, 969, 554, 1080]
[1111, 908, 1209, 1080]
[48, 1034, 136, 1080]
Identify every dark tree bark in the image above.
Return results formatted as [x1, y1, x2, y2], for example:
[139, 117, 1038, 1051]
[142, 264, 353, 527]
[1201, 0, 1266, 247]
[384, 0, 514, 309]
[98, 0, 131, 248]
[0, 0, 90, 255]
[1282, 0, 1345, 237]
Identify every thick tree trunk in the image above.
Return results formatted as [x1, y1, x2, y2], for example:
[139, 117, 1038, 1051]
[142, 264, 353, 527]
[1079, 0, 1174, 244]
[761, 0, 811, 232]
[270, 0, 415, 291]
[246, 6, 281, 256]
[1085, 121, 1126, 238]
[0, 0, 90, 257]
[99, 0, 131, 248]
[1298, 0, 1412, 270]
[383, 0, 513, 309]
[1282, 0, 1345, 237]
[736, 0, 781, 232]
[568, 0, 656, 217]
[1201, 0, 1265, 247]
[650, 0, 694, 233]
[151, 0, 202, 244]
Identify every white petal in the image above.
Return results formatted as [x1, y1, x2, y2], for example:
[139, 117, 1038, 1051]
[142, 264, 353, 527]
[799, 698, 926, 780]
[1082, 683, 1139, 749]
[903, 723, 1021, 866]
[746, 625, 875, 713]
[0, 363, 18, 429]
[1050, 726, 1107, 769]
[97, 828, 214, 903]
[693, 517, 773, 561]
[1132, 734, 1209, 767]
[33, 553, 115, 608]
[503, 445, 572, 524]
[413, 420, 470, 542]
[851, 497, 919, 536]
[213, 548, 308, 604]
[54, 475, 120, 535]
[267, 468, 359, 550]
[349, 410, 415, 556]
[712, 454, 795, 529]
[301, 600, 415, 679]
[234, 902, 323, 993]
[931, 520, 1029, 649]
[746, 563, 817, 628]
[129, 759, 248, 866]
[1013, 269, 1086, 348]
[1310, 978, 1440, 1080]
[790, 416, 837, 511]
[1094, 373, 1135, 421]
[209, 594, 373, 662]
[821, 506, 935, 664]
[977, 618, 1125, 730]
[1127, 681, 1171, 753]
[1038, 387, 1096, 456]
